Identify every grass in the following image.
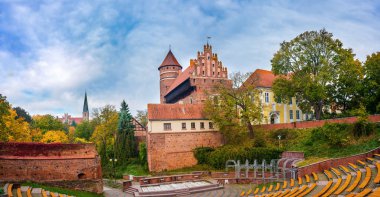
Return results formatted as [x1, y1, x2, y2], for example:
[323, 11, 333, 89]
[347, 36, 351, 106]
[22, 182, 103, 197]
[118, 163, 149, 176]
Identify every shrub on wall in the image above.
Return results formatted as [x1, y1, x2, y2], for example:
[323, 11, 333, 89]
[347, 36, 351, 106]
[194, 147, 215, 164]
[353, 120, 375, 137]
[194, 146, 282, 169]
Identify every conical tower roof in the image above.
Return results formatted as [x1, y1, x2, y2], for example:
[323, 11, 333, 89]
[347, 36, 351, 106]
[158, 50, 182, 70]
[83, 91, 89, 113]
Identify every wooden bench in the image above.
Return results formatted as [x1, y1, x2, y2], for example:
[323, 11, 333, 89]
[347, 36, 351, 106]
[324, 170, 333, 179]
[267, 184, 273, 192]
[298, 183, 316, 197]
[290, 179, 294, 187]
[282, 181, 287, 189]
[289, 185, 306, 197]
[340, 165, 350, 173]
[356, 188, 372, 197]
[357, 160, 366, 167]
[358, 166, 372, 189]
[322, 178, 342, 197]
[313, 180, 332, 197]
[312, 172, 318, 181]
[275, 183, 280, 191]
[331, 167, 341, 176]
[305, 174, 310, 183]
[297, 177, 302, 185]
[334, 174, 352, 195]
[375, 163, 380, 183]
[346, 170, 362, 192]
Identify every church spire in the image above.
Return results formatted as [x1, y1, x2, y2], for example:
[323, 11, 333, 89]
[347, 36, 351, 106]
[83, 91, 89, 121]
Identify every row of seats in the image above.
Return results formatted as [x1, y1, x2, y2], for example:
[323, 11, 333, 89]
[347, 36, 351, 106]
[3, 183, 75, 197]
[239, 154, 380, 197]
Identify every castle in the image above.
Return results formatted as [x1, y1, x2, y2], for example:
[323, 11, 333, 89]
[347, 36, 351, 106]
[146, 43, 230, 171]
[59, 92, 89, 125]
[159, 43, 232, 104]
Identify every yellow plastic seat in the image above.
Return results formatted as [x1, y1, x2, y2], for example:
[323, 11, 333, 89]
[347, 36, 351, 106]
[305, 174, 310, 183]
[346, 170, 362, 192]
[260, 186, 266, 193]
[275, 183, 280, 191]
[322, 178, 342, 197]
[375, 163, 380, 183]
[290, 185, 307, 197]
[290, 179, 294, 187]
[298, 183, 316, 197]
[282, 181, 287, 189]
[312, 172, 318, 181]
[334, 174, 352, 195]
[313, 180, 333, 197]
[7, 183, 13, 197]
[267, 185, 273, 192]
[356, 188, 372, 197]
[331, 167, 341, 176]
[298, 176, 302, 185]
[254, 188, 260, 194]
[16, 188, 22, 197]
[324, 170, 333, 179]
[359, 166, 371, 189]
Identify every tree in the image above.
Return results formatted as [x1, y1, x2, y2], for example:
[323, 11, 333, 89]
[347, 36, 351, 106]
[363, 52, 380, 114]
[13, 106, 32, 123]
[135, 110, 148, 127]
[90, 105, 118, 165]
[115, 100, 136, 164]
[204, 72, 263, 143]
[75, 121, 95, 141]
[271, 29, 357, 119]
[0, 95, 32, 142]
[32, 114, 64, 133]
[41, 130, 69, 143]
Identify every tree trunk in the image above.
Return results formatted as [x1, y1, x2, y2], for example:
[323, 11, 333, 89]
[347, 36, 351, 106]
[314, 101, 323, 120]
[247, 122, 254, 139]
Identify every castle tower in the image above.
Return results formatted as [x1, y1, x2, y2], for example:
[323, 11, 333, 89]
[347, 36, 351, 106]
[158, 50, 182, 103]
[83, 91, 89, 121]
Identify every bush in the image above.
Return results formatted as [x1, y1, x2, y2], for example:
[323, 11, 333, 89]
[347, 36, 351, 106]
[194, 147, 215, 164]
[352, 120, 375, 137]
[195, 145, 282, 169]
[139, 142, 148, 170]
[311, 123, 350, 148]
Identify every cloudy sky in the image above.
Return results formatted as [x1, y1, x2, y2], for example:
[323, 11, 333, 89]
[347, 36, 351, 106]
[0, 0, 379, 117]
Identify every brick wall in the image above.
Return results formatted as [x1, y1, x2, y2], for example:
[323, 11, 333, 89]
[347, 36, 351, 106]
[257, 114, 380, 130]
[147, 131, 223, 172]
[0, 143, 103, 194]
[297, 146, 380, 177]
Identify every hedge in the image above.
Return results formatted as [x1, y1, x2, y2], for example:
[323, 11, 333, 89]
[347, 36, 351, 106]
[194, 146, 282, 169]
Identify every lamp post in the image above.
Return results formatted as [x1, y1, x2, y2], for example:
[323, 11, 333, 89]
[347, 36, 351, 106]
[109, 158, 117, 183]
[277, 135, 282, 149]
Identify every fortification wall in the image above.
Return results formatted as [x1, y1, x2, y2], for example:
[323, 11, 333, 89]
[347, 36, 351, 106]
[257, 114, 380, 130]
[0, 143, 103, 194]
[147, 131, 223, 172]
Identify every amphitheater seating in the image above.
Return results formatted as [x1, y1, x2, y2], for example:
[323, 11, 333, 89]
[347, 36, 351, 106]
[1, 184, 74, 197]
[240, 154, 380, 197]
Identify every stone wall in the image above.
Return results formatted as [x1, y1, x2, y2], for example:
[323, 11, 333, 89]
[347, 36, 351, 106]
[0, 143, 103, 194]
[147, 131, 223, 172]
[297, 146, 380, 177]
[257, 114, 380, 130]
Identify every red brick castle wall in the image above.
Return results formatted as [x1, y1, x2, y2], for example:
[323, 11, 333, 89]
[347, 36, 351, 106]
[147, 131, 223, 172]
[0, 143, 103, 194]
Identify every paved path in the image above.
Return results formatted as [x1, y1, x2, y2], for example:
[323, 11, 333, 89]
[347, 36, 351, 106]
[103, 186, 133, 197]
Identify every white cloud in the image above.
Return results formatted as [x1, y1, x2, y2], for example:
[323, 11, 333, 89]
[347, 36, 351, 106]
[0, 0, 379, 117]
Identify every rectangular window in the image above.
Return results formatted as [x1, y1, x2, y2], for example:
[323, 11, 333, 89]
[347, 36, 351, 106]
[191, 122, 196, 129]
[289, 98, 293, 105]
[209, 122, 214, 129]
[289, 110, 293, 120]
[296, 110, 300, 120]
[182, 123, 186, 130]
[200, 122, 205, 129]
[265, 92, 269, 103]
[164, 123, 171, 131]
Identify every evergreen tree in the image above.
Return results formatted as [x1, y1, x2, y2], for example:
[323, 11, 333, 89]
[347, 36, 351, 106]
[115, 100, 136, 164]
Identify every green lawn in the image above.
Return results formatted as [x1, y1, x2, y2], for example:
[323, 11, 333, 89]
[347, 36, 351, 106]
[22, 182, 103, 197]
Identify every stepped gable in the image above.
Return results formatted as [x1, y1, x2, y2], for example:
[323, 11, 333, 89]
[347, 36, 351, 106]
[148, 103, 205, 120]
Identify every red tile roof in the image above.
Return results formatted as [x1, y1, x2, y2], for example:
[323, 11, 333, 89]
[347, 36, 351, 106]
[164, 65, 195, 96]
[148, 103, 206, 120]
[159, 50, 181, 68]
[244, 69, 276, 88]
